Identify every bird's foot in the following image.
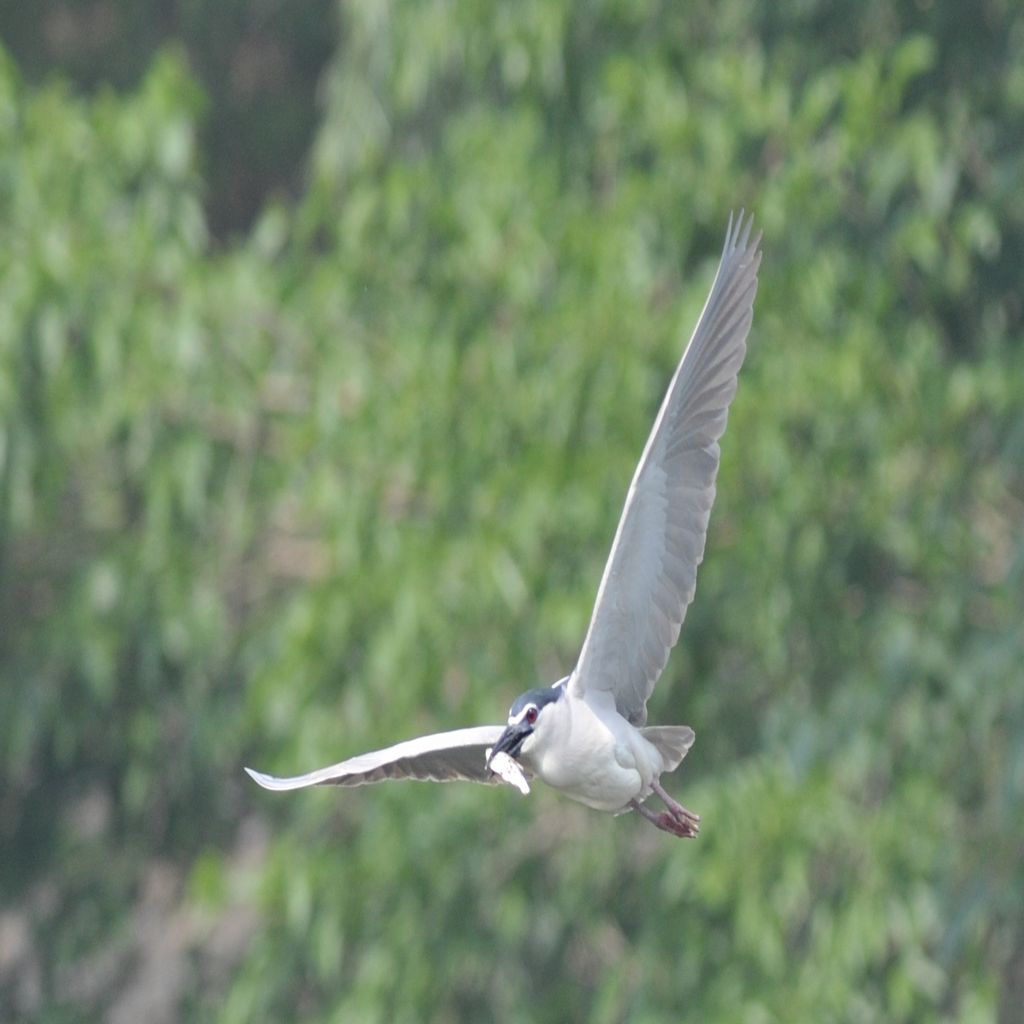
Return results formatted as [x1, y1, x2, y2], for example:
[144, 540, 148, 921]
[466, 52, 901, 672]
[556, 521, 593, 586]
[656, 811, 699, 839]
[651, 779, 701, 835]
[665, 804, 701, 835]
[630, 799, 699, 839]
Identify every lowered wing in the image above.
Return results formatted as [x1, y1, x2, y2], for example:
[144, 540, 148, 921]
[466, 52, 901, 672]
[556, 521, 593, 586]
[245, 725, 507, 790]
[570, 212, 762, 724]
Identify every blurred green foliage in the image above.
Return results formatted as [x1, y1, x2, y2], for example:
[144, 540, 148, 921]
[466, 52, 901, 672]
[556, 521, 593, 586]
[1, 2, 1023, 1022]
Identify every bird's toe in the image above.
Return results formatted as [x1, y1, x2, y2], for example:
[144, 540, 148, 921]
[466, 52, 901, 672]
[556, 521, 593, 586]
[657, 811, 699, 839]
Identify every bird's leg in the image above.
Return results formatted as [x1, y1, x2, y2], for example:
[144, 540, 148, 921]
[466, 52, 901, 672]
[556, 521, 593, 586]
[650, 779, 701, 836]
[629, 799, 698, 839]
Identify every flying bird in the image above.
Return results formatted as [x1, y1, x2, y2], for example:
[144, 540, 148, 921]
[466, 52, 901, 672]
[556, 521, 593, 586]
[246, 212, 762, 838]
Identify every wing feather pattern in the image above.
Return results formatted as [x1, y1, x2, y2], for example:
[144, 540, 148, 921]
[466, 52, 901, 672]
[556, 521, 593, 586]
[570, 212, 762, 724]
[245, 725, 506, 790]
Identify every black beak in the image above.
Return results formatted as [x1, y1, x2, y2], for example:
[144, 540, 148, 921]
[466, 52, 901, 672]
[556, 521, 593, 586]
[487, 722, 530, 765]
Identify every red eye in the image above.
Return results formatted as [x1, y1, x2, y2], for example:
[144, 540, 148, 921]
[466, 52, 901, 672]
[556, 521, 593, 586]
[526, 706, 538, 725]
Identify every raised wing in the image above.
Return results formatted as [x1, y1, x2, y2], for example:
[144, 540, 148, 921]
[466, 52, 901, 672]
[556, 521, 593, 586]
[570, 212, 761, 724]
[245, 725, 506, 790]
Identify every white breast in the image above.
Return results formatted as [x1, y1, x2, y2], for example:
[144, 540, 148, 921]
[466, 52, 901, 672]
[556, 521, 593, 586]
[519, 694, 664, 812]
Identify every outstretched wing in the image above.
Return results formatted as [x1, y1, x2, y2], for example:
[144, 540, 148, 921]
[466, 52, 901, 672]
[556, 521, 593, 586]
[570, 212, 762, 724]
[245, 725, 506, 790]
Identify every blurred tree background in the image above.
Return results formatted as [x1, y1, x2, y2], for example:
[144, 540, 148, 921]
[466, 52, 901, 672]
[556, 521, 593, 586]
[1, 1, 1022, 1021]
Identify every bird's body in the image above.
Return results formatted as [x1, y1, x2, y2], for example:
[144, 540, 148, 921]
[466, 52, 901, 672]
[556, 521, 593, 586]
[246, 212, 762, 838]
[515, 682, 692, 813]
[524, 685, 655, 812]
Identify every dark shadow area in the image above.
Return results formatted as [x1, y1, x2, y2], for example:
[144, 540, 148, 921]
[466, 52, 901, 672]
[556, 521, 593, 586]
[0, 0, 335, 237]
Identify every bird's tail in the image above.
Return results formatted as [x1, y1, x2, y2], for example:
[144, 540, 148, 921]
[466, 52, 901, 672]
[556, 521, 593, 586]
[641, 726, 695, 772]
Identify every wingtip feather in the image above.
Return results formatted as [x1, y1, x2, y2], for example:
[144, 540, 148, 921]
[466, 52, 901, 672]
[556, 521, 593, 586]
[244, 766, 290, 791]
[724, 209, 761, 261]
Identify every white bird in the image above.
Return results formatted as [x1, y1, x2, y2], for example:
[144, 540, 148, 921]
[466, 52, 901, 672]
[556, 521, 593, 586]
[246, 212, 762, 838]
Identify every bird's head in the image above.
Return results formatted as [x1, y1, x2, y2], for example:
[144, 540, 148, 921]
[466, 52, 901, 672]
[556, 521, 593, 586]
[488, 684, 564, 765]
